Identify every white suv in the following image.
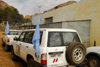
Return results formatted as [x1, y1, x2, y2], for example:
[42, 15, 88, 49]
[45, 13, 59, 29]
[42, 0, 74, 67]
[11, 28, 86, 67]
[2, 30, 22, 51]
[86, 47, 100, 67]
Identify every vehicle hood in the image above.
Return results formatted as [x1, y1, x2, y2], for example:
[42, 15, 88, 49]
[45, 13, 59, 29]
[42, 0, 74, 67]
[87, 46, 100, 54]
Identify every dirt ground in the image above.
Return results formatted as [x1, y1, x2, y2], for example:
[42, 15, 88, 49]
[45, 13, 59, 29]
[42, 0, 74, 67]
[0, 30, 27, 67]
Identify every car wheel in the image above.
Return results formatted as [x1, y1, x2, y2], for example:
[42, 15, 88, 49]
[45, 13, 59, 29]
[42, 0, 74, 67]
[88, 56, 100, 67]
[11, 47, 17, 60]
[4, 44, 9, 51]
[66, 42, 86, 66]
[27, 58, 36, 67]
[2, 41, 5, 47]
[2, 42, 4, 47]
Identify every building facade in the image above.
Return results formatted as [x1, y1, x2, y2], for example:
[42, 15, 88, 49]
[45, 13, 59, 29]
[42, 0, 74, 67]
[32, 0, 100, 46]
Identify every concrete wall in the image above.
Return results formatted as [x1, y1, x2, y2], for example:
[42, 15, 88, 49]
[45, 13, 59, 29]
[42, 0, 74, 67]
[40, 20, 90, 47]
[32, 14, 43, 25]
[40, 23, 62, 28]
[62, 20, 90, 47]
[43, 0, 100, 46]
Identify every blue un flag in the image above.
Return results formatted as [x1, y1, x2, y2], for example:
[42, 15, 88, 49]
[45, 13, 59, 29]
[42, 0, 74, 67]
[5, 21, 9, 34]
[32, 23, 40, 56]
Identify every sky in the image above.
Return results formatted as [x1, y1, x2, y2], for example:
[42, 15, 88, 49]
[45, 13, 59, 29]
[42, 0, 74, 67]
[2, 0, 80, 16]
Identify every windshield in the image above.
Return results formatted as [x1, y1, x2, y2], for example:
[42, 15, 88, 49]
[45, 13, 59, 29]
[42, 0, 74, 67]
[8, 31, 21, 35]
[48, 32, 80, 47]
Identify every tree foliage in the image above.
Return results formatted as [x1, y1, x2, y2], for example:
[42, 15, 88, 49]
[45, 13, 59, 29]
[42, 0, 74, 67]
[0, 7, 25, 24]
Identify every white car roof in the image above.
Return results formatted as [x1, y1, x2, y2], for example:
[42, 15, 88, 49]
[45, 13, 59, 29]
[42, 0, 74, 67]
[9, 29, 23, 32]
[23, 28, 77, 32]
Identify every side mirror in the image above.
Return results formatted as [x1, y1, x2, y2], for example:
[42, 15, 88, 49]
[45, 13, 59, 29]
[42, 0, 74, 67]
[13, 37, 19, 41]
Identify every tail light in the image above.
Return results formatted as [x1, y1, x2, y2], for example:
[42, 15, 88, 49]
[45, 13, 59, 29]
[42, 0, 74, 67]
[7, 39, 10, 42]
[41, 53, 47, 64]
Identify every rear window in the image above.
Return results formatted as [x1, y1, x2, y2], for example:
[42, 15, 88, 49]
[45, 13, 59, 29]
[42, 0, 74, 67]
[48, 32, 80, 47]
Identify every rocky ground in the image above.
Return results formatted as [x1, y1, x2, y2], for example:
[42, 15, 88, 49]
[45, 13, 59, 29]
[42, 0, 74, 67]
[0, 30, 27, 67]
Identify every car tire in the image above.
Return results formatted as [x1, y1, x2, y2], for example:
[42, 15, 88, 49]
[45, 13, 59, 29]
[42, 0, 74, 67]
[2, 42, 5, 47]
[66, 42, 86, 66]
[87, 56, 100, 67]
[11, 47, 17, 60]
[4, 44, 9, 51]
[27, 58, 37, 67]
[2, 40, 5, 47]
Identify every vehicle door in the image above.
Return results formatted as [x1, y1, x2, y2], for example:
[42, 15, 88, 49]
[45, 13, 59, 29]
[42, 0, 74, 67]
[19, 31, 34, 61]
[15, 32, 26, 56]
[33, 31, 43, 62]
[47, 32, 67, 67]
[47, 32, 81, 67]
[20, 31, 43, 62]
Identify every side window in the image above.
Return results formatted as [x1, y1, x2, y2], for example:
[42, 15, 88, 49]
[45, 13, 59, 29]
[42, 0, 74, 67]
[24, 31, 43, 45]
[19, 32, 26, 42]
[62, 33, 74, 43]
[40, 32, 43, 45]
[24, 32, 34, 43]
[28, 31, 43, 45]
[23, 31, 43, 45]
[73, 33, 80, 42]
[48, 32, 62, 47]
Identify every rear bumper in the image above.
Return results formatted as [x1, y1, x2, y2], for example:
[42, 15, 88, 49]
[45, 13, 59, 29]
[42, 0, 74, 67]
[36, 62, 75, 67]
[40, 64, 68, 67]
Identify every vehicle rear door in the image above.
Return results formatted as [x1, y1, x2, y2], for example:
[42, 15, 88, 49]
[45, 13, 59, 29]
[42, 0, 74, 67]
[47, 32, 67, 67]
[47, 32, 81, 67]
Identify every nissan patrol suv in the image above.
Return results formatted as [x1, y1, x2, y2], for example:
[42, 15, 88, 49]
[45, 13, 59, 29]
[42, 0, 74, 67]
[2, 30, 22, 51]
[11, 28, 86, 67]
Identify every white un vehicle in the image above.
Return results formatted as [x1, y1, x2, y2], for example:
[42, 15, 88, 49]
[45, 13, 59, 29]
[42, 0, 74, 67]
[11, 28, 86, 67]
[2, 30, 22, 51]
[86, 46, 100, 67]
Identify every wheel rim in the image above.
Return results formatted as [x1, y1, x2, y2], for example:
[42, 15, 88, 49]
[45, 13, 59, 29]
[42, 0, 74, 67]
[73, 48, 83, 62]
[89, 57, 98, 67]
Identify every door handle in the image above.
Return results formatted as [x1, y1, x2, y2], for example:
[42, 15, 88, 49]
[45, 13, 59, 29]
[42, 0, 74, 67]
[49, 51, 63, 54]
[49, 52, 63, 55]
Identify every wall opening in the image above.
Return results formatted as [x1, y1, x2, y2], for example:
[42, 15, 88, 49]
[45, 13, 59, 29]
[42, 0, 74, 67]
[45, 17, 53, 23]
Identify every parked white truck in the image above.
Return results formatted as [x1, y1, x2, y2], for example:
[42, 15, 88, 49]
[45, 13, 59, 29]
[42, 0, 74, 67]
[2, 30, 22, 51]
[11, 28, 86, 67]
[86, 46, 100, 67]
